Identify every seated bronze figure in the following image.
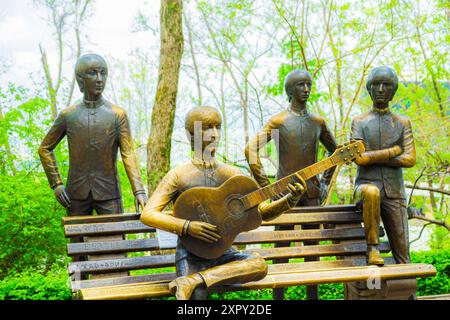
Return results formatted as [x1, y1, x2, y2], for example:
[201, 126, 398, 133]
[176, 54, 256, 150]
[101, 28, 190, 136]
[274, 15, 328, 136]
[140, 106, 307, 300]
[351, 66, 416, 266]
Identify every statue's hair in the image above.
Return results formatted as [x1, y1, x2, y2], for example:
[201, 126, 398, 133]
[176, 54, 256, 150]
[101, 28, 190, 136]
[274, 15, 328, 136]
[366, 66, 398, 95]
[75, 53, 108, 92]
[184, 106, 222, 135]
[284, 69, 312, 102]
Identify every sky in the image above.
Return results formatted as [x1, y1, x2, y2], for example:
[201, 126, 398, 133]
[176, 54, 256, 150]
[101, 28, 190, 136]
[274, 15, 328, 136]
[0, 0, 159, 88]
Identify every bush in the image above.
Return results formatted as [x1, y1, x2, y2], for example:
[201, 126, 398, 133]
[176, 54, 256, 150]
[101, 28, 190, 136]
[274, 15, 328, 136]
[411, 249, 450, 296]
[0, 268, 72, 300]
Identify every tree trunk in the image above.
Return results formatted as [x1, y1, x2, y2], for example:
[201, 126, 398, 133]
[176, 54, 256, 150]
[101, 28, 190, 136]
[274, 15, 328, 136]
[146, 0, 184, 195]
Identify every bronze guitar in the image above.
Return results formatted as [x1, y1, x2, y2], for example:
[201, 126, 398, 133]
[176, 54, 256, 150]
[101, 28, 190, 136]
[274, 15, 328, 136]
[173, 140, 365, 259]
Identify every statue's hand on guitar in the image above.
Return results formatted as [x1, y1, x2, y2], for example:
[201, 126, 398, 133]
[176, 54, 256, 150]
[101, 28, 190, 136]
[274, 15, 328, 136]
[286, 173, 307, 206]
[187, 221, 221, 243]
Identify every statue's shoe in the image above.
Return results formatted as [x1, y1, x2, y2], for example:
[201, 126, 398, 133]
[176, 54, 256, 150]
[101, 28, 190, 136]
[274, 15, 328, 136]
[168, 274, 202, 300]
[367, 248, 385, 266]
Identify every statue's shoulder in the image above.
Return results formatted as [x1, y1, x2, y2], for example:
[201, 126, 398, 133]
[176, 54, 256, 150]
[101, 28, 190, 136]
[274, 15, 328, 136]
[391, 112, 411, 125]
[217, 162, 242, 177]
[352, 111, 373, 125]
[109, 102, 127, 116]
[267, 109, 289, 127]
[58, 104, 79, 118]
[308, 112, 329, 125]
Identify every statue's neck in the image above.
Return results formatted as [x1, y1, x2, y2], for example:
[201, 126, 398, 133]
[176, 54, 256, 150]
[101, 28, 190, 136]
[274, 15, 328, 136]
[290, 100, 307, 114]
[192, 149, 217, 169]
[372, 102, 390, 114]
[83, 96, 104, 108]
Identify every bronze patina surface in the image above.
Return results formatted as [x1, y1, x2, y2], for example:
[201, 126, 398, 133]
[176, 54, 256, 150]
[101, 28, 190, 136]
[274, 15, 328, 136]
[351, 66, 416, 266]
[39, 53, 147, 215]
[140, 106, 306, 300]
[245, 69, 338, 300]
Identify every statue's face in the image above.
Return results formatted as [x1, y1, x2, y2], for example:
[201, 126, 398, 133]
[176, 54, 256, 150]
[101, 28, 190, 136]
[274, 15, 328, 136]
[197, 121, 221, 157]
[292, 73, 312, 103]
[369, 70, 395, 105]
[82, 58, 108, 97]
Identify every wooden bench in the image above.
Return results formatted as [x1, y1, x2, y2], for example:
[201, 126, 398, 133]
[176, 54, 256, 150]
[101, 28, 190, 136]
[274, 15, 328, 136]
[62, 204, 436, 300]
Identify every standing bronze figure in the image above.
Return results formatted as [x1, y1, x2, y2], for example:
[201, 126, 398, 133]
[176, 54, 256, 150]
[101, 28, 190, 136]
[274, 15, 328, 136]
[245, 69, 338, 299]
[39, 53, 147, 216]
[141, 106, 307, 300]
[351, 66, 416, 266]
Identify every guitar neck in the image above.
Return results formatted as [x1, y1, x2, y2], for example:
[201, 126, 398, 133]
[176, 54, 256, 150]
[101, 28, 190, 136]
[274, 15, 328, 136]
[240, 155, 338, 210]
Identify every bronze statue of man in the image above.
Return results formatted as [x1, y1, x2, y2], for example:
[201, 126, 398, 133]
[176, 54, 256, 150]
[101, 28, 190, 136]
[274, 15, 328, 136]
[245, 69, 337, 299]
[351, 66, 416, 266]
[141, 106, 307, 300]
[39, 53, 147, 216]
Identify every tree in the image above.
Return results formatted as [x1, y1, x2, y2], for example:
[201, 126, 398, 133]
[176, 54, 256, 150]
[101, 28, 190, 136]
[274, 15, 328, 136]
[147, 0, 184, 194]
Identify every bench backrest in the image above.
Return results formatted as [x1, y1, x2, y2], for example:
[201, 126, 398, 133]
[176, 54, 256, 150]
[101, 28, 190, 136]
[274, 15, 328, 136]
[62, 205, 392, 292]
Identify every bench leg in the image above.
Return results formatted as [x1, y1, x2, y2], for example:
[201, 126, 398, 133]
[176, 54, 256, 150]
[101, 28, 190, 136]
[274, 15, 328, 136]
[345, 279, 417, 300]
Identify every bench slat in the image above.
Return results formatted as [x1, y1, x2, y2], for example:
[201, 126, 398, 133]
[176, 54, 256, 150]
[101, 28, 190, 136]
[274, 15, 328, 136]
[249, 242, 390, 260]
[261, 212, 362, 225]
[64, 221, 154, 237]
[68, 254, 175, 275]
[234, 227, 373, 244]
[62, 205, 359, 226]
[67, 226, 377, 256]
[78, 263, 436, 300]
[64, 212, 363, 238]
[67, 238, 160, 256]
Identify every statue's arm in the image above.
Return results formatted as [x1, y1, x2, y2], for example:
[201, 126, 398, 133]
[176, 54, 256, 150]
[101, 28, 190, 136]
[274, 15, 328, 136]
[244, 120, 275, 187]
[140, 170, 187, 236]
[383, 119, 416, 168]
[258, 174, 307, 221]
[350, 119, 402, 166]
[38, 111, 67, 188]
[118, 111, 146, 196]
[319, 119, 338, 185]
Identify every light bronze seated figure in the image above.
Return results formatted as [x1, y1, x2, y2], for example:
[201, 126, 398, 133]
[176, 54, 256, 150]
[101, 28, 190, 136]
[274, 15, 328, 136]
[351, 66, 416, 266]
[140, 106, 307, 300]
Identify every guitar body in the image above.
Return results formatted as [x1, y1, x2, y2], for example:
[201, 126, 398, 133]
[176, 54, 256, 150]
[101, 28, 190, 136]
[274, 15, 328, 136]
[173, 175, 261, 259]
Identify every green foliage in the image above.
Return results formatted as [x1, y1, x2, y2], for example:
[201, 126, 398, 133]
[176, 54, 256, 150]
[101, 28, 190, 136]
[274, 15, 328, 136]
[0, 173, 68, 278]
[411, 249, 450, 296]
[0, 268, 72, 300]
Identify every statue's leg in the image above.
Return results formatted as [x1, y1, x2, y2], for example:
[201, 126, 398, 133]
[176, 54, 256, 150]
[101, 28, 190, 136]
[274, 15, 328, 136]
[93, 198, 124, 215]
[380, 193, 410, 264]
[171, 250, 267, 300]
[198, 251, 268, 288]
[301, 197, 320, 300]
[67, 194, 94, 279]
[354, 184, 384, 265]
[272, 224, 292, 300]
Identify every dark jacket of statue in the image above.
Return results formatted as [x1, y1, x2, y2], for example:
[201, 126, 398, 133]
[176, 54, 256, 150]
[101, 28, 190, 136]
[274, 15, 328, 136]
[247, 109, 337, 199]
[351, 109, 416, 199]
[38, 100, 145, 201]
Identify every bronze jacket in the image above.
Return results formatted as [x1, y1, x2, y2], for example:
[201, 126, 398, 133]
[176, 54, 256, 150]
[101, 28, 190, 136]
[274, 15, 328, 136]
[245, 109, 337, 199]
[38, 100, 145, 200]
[350, 109, 416, 199]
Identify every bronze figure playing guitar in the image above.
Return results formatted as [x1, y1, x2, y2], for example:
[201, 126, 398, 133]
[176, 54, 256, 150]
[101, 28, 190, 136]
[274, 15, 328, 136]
[174, 139, 364, 259]
[141, 106, 308, 300]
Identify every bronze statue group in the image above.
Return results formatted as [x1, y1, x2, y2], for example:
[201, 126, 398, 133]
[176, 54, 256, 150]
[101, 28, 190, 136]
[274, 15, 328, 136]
[39, 53, 416, 300]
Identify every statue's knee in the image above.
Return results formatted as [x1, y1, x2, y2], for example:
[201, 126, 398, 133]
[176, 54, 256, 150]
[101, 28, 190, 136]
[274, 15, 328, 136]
[362, 185, 380, 200]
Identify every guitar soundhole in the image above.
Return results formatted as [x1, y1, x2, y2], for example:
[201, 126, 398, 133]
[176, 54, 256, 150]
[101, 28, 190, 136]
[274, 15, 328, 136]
[226, 196, 245, 218]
